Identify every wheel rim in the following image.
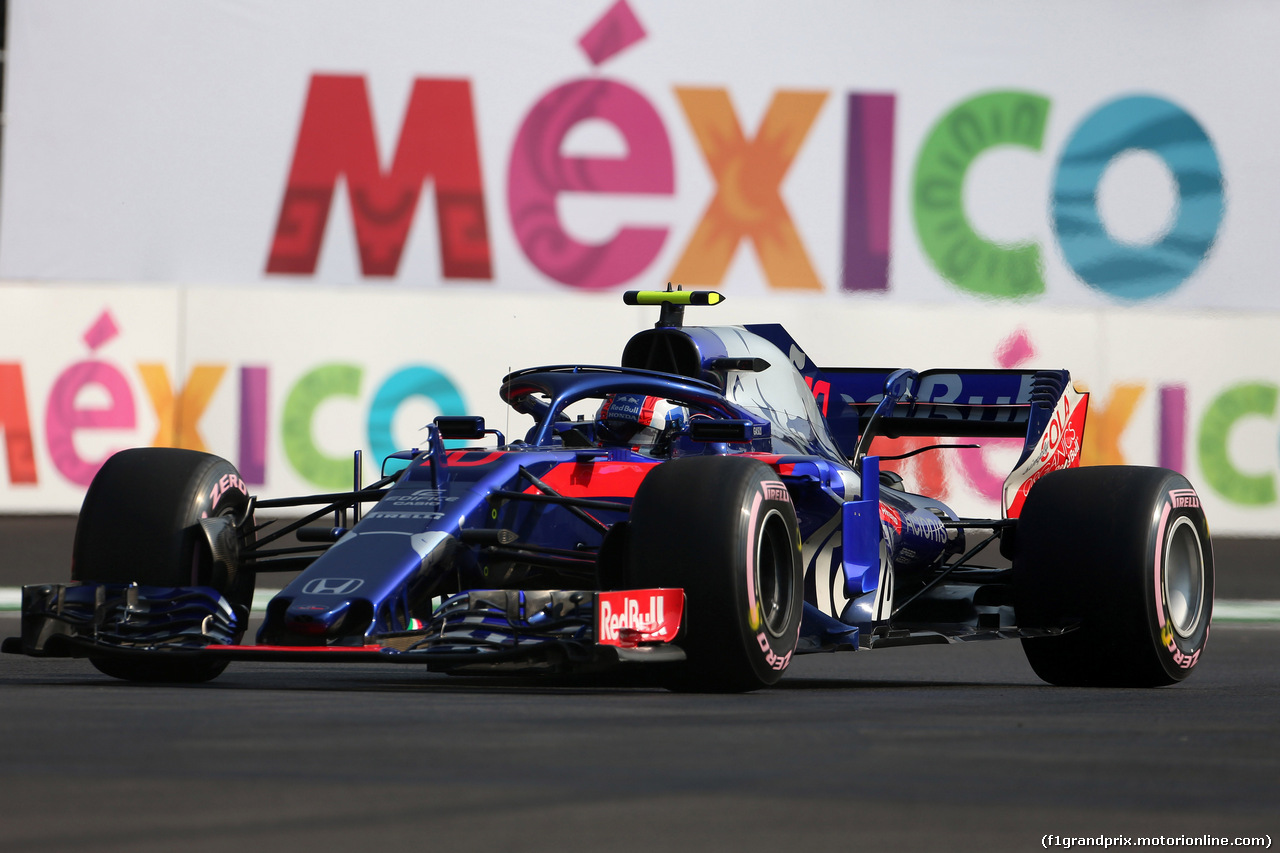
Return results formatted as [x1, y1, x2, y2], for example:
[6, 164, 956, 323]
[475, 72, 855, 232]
[1163, 516, 1205, 638]
[755, 509, 795, 637]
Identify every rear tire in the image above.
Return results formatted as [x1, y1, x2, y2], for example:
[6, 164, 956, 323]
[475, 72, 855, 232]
[73, 448, 256, 682]
[629, 456, 803, 692]
[1013, 466, 1213, 687]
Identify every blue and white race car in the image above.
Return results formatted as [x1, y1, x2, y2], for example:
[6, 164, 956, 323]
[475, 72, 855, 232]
[5, 289, 1213, 690]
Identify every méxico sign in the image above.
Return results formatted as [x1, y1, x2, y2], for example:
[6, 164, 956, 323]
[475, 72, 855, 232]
[0, 1, 1266, 308]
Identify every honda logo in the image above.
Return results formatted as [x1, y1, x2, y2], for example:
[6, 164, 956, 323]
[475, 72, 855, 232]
[302, 578, 364, 595]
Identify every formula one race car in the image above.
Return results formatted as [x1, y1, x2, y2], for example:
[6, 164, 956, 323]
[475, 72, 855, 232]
[4, 289, 1213, 690]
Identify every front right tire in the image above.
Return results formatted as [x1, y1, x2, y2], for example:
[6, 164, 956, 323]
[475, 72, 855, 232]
[1013, 466, 1213, 687]
[628, 456, 803, 692]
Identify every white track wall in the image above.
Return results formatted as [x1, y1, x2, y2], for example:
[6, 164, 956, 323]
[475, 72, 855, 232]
[1, 2, 1279, 534]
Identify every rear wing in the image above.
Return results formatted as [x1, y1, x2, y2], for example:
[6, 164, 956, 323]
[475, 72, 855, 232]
[745, 324, 1088, 517]
[826, 367, 1061, 439]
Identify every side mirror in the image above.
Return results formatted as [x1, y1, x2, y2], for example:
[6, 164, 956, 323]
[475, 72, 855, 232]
[434, 416, 506, 447]
[434, 416, 486, 440]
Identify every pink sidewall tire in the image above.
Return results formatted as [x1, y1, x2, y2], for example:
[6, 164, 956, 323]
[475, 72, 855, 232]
[629, 456, 803, 692]
[1013, 466, 1213, 687]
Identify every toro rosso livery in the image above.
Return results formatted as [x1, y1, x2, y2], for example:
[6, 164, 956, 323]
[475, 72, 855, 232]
[5, 290, 1214, 690]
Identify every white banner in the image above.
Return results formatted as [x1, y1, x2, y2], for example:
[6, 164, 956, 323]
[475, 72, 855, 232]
[2, 284, 1280, 536]
[1, 1, 1278, 310]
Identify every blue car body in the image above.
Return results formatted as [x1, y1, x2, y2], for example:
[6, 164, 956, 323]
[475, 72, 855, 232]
[8, 292, 1093, 683]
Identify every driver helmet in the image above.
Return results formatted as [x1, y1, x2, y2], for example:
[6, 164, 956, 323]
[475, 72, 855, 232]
[594, 394, 688, 449]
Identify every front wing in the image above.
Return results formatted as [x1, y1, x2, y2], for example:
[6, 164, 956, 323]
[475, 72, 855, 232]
[4, 583, 687, 674]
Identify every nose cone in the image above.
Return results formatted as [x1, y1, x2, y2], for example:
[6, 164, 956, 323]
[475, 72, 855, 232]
[265, 529, 454, 644]
[284, 599, 352, 636]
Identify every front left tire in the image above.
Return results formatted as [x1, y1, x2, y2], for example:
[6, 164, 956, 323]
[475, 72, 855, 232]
[72, 448, 256, 682]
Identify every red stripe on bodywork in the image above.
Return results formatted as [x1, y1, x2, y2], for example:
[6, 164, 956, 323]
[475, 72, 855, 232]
[445, 450, 507, 466]
[739, 452, 796, 476]
[529, 460, 655, 499]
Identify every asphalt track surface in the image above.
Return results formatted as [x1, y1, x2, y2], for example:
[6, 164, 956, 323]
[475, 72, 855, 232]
[1, 519, 1277, 851]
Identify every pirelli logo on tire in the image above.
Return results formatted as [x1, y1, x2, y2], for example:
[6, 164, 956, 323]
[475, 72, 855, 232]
[761, 481, 791, 504]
